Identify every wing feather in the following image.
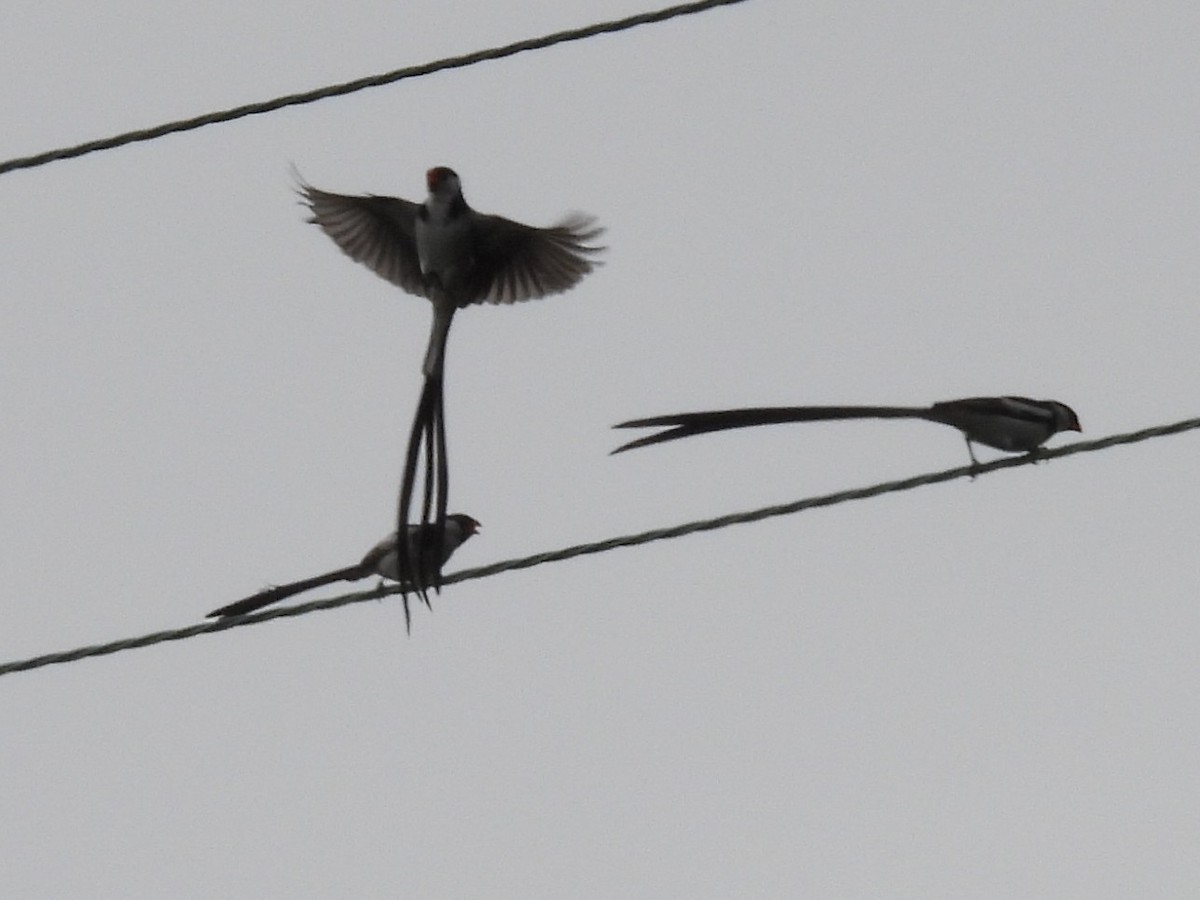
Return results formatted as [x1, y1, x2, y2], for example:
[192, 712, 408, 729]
[466, 212, 604, 306]
[298, 182, 429, 298]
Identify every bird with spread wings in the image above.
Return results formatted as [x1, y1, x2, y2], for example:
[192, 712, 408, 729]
[299, 167, 603, 607]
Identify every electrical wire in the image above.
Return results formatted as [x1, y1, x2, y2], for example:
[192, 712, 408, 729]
[2, 412, 1196, 678]
[0, 0, 750, 177]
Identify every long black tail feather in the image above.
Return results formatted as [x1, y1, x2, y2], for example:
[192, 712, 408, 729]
[611, 406, 929, 454]
[208, 564, 367, 618]
[396, 375, 451, 630]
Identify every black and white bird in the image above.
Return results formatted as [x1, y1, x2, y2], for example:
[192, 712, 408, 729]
[207, 514, 481, 631]
[299, 168, 602, 601]
[613, 397, 1081, 465]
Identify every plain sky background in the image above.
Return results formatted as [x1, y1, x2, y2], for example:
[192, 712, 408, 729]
[2, 2, 1198, 896]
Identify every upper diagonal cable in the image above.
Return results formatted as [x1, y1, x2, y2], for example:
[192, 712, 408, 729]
[0, 0, 750, 177]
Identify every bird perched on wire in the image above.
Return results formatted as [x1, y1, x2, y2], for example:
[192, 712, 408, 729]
[207, 514, 481, 631]
[298, 167, 603, 605]
[613, 396, 1081, 465]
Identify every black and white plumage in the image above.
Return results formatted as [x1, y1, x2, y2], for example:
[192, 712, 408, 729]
[207, 514, 481, 631]
[613, 397, 1081, 465]
[299, 167, 602, 601]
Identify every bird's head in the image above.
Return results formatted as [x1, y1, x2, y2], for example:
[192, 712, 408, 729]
[1049, 402, 1082, 433]
[426, 166, 461, 197]
[448, 514, 482, 540]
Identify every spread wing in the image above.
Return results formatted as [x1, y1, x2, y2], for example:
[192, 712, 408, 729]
[466, 212, 604, 305]
[298, 181, 429, 298]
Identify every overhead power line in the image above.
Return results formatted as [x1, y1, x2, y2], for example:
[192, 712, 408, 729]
[0, 0, 750, 177]
[1, 413, 1197, 679]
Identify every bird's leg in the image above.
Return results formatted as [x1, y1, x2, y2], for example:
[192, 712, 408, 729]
[965, 436, 982, 479]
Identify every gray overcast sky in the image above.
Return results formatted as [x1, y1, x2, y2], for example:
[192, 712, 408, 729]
[2, 2, 1198, 896]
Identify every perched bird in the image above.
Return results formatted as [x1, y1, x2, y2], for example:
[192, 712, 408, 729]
[613, 396, 1081, 465]
[299, 167, 602, 603]
[208, 514, 481, 631]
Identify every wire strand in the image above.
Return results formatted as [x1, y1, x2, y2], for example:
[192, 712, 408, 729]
[0, 0, 750, 177]
[2, 413, 1196, 678]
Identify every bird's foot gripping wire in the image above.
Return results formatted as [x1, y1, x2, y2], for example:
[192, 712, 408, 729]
[964, 438, 983, 480]
[396, 376, 450, 632]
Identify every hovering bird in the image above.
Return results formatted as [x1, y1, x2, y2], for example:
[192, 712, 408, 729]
[299, 167, 602, 603]
[208, 514, 481, 631]
[613, 396, 1081, 465]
